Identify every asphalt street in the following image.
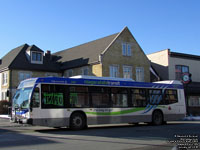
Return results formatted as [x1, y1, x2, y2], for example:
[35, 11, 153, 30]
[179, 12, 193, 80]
[0, 118, 200, 150]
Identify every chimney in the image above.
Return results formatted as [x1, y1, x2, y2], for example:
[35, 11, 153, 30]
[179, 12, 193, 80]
[45, 50, 51, 60]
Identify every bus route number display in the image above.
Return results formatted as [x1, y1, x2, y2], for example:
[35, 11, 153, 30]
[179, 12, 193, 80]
[43, 92, 64, 107]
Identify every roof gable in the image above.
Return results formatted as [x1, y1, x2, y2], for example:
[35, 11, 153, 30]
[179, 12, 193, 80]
[54, 27, 149, 70]
[26, 45, 44, 53]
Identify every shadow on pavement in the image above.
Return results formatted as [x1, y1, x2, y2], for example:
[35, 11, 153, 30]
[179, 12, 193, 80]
[0, 128, 58, 149]
[36, 122, 200, 141]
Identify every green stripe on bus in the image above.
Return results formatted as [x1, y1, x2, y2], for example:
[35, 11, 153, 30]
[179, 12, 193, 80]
[85, 107, 145, 116]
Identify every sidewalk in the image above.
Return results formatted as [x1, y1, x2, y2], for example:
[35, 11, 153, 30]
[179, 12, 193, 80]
[0, 115, 11, 119]
[183, 116, 200, 121]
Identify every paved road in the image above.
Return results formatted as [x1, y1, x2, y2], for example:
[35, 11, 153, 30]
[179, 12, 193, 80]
[0, 118, 200, 150]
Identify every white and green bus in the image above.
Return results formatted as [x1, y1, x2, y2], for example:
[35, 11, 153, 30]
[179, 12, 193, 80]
[11, 76, 186, 129]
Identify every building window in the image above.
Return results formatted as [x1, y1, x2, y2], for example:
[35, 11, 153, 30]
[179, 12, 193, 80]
[122, 43, 132, 56]
[45, 73, 58, 77]
[136, 67, 144, 82]
[188, 96, 200, 106]
[175, 65, 189, 80]
[110, 65, 119, 78]
[31, 52, 43, 64]
[82, 67, 89, 75]
[66, 70, 73, 77]
[19, 72, 31, 82]
[32, 52, 42, 61]
[2, 73, 8, 85]
[123, 65, 132, 79]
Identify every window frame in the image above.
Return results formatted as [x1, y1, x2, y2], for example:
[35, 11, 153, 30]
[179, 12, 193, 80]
[122, 43, 132, 56]
[2, 72, 8, 86]
[82, 67, 89, 76]
[123, 65, 132, 79]
[109, 65, 119, 78]
[31, 51, 43, 64]
[136, 67, 144, 82]
[175, 65, 189, 80]
[66, 69, 73, 77]
[18, 72, 32, 82]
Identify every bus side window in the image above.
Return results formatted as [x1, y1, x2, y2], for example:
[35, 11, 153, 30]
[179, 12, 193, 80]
[69, 86, 90, 108]
[149, 89, 163, 105]
[164, 89, 178, 104]
[111, 88, 128, 108]
[90, 87, 110, 108]
[32, 87, 40, 108]
[131, 89, 147, 107]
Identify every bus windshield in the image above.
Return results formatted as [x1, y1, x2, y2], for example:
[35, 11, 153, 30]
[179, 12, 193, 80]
[13, 87, 33, 109]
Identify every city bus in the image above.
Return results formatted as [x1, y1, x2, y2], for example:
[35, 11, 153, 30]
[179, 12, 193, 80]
[11, 76, 186, 130]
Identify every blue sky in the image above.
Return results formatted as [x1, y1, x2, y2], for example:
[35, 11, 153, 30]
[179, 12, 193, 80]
[0, 0, 200, 58]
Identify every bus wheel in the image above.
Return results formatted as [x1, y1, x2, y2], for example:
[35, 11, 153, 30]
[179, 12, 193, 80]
[152, 110, 163, 125]
[70, 112, 86, 130]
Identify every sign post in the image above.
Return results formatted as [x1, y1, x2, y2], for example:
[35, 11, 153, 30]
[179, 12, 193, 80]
[182, 73, 192, 116]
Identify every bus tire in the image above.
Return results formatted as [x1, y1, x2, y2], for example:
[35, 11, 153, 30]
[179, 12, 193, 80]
[152, 110, 163, 125]
[70, 112, 86, 130]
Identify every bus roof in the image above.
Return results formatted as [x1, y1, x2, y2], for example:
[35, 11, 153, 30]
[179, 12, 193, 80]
[30, 76, 183, 89]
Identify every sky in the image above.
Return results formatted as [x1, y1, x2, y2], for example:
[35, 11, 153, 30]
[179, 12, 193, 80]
[0, 0, 200, 58]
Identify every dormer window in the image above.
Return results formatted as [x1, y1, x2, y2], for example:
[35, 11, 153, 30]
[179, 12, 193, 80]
[31, 51, 43, 64]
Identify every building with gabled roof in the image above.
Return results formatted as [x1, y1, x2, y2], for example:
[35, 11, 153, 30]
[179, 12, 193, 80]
[0, 44, 61, 101]
[0, 27, 150, 101]
[55, 27, 150, 82]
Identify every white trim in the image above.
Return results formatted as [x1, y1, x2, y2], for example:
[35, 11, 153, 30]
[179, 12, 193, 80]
[2, 72, 8, 86]
[150, 67, 160, 79]
[100, 27, 129, 56]
[70, 75, 134, 81]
